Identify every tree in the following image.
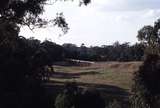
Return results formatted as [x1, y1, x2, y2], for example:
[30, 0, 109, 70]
[137, 19, 160, 54]
[130, 18, 160, 108]
[137, 26, 154, 45]
[0, 0, 91, 108]
[0, 0, 90, 32]
[41, 40, 64, 62]
[63, 43, 79, 59]
[131, 54, 160, 108]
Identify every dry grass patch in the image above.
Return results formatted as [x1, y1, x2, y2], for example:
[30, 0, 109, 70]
[50, 61, 142, 91]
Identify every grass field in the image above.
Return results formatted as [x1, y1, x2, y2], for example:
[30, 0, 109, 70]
[47, 61, 142, 104]
[50, 61, 142, 90]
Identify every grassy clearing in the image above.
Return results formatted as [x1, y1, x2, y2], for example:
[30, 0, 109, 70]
[47, 61, 142, 104]
[50, 61, 142, 91]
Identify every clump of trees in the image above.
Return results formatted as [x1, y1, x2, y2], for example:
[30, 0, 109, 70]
[0, 0, 90, 108]
[0, 22, 50, 108]
[131, 19, 160, 108]
[0, 28, 65, 108]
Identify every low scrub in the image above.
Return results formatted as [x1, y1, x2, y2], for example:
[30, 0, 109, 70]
[54, 82, 105, 108]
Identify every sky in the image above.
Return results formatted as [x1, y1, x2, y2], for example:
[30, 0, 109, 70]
[20, 0, 160, 46]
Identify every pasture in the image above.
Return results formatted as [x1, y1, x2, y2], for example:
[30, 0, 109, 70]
[48, 61, 142, 103]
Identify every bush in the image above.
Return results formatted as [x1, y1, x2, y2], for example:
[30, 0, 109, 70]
[107, 100, 122, 108]
[54, 82, 105, 108]
[76, 88, 105, 108]
[131, 54, 160, 108]
[54, 82, 79, 108]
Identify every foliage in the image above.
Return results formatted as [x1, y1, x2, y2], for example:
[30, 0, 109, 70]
[137, 19, 160, 55]
[62, 42, 145, 61]
[0, 0, 93, 108]
[107, 100, 122, 108]
[131, 54, 160, 108]
[0, 0, 91, 107]
[0, 0, 91, 33]
[76, 88, 105, 108]
[55, 82, 79, 108]
[0, 21, 65, 108]
[55, 82, 105, 108]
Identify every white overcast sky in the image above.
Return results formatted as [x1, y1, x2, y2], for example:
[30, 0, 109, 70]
[20, 0, 160, 46]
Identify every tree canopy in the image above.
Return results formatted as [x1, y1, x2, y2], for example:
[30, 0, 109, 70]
[0, 0, 91, 33]
[137, 19, 160, 54]
[0, 1, 91, 108]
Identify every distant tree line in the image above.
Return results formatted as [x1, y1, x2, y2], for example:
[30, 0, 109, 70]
[13, 39, 145, 62]
[62, 42, 145, 61]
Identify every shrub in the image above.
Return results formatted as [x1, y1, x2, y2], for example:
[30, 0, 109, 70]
[54, 82, 105, 108]
[54, 82, 79, 108]
[76, 88, 105, 108]
[131, 54, 160, 108]
[107, 100, 122, 108]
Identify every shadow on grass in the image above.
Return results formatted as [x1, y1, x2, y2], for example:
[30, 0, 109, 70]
[45, 80, 130, 104]
[51, 71, 101, 79]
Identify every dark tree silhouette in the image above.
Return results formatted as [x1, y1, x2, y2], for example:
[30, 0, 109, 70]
[131, 54, 160, 108]
[0, 0, 91, 108]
